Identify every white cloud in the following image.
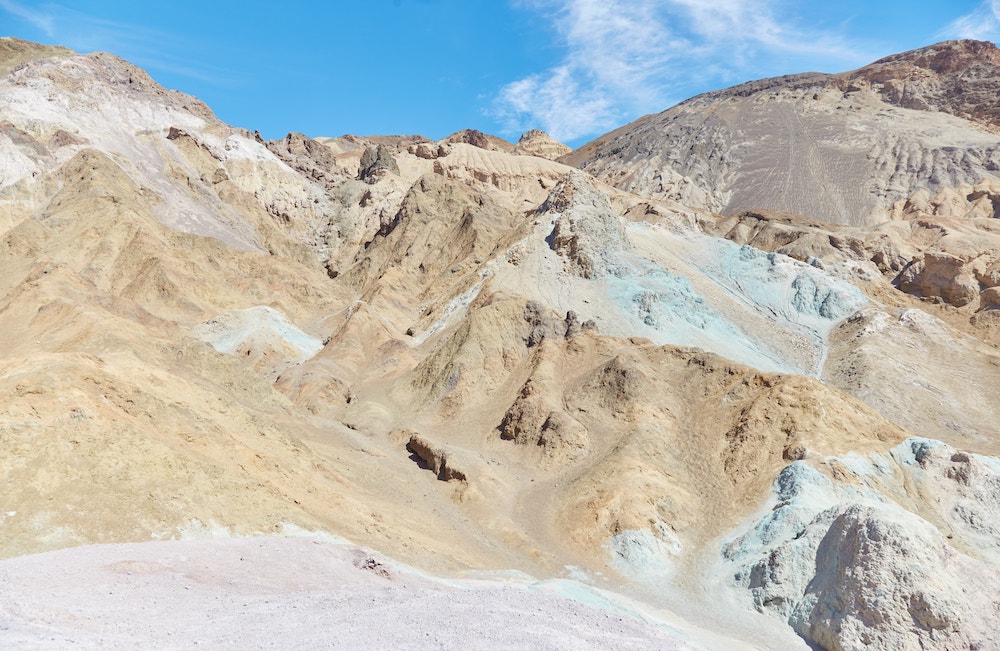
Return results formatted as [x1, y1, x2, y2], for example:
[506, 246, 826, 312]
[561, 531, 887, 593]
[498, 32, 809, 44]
[494, 0, 676, 142]
[942, 0, 1000, 40]
[668, 0, 861, 59]
[492, 0, 868, 144]
[497, 65, 618, 142]
[0, 0, 56, 36]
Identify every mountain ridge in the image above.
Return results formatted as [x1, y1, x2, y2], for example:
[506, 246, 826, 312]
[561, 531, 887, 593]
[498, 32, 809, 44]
[673, 39, 1000, 130]
[564, 39, 1000, 226]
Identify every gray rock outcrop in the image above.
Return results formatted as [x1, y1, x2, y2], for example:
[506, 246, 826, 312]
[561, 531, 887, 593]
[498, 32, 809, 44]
[358, 144, 399, 183]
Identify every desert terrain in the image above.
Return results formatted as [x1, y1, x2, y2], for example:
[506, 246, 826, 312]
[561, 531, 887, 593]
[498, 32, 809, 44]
[1, 36, 1000, 649]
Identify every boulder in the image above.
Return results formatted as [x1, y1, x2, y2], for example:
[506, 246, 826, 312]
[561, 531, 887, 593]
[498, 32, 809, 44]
[406, 434, 469, 483]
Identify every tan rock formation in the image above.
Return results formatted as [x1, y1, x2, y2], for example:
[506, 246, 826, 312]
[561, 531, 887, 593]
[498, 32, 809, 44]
[440, 128, 514, 152]
[514, 129, 572, 160]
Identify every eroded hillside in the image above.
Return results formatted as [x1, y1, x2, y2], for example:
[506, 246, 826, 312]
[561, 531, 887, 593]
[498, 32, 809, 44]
[2, 36, 1000, 650]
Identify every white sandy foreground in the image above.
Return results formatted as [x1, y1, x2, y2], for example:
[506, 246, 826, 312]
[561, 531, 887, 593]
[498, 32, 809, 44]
[0, 535, 716, 650]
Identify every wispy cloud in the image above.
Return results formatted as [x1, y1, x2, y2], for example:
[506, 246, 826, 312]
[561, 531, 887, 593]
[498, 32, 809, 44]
[0, 3, 237, 86]
[497, 65, 618, 142]
[492, 0, 869, 143]
[0, 0, 56, 36]
[941, 0, 1000, 40]
[56, 12, 240, 86]
[493, 0, 675, 142]
[667, 0, 862, 59]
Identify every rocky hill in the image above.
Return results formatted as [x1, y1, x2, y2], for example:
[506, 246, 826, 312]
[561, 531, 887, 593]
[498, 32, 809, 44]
[564, 40, 1000, 227]
[2, 35, 1000, 650]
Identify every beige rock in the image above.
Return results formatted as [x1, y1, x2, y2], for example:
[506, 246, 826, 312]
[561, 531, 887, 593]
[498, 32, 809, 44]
[898, 251, 980, 306]
[406, 434, 470, 484]
[513, 129, 572, 161]
[440, 128, 514, 152]
[979, 286, 1000, 309]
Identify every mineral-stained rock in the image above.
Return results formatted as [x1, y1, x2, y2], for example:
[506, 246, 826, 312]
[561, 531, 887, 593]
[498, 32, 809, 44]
[723, 438, 1000, 651]
[795, 504, 996, 651]
[541, 172, 627, 278]
[8, 33, 1000, 651]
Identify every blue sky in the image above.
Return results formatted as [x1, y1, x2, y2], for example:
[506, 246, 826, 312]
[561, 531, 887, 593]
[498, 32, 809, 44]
[2, 1, 998, 146]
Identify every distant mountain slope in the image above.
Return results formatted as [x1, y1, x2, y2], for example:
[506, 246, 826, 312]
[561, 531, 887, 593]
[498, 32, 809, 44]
[564, 40, 1000, 226]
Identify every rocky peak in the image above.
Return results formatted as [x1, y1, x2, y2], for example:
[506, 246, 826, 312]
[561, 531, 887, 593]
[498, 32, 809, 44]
[672, 39, 1000, 126]
[266, 132, 345, 186]
[441, 129, 514, 152]
[566, 38, 1000, 226]
[513, 129, 572, 161]
[2, 41, 218, 124]
[357, 143, 400, 183]
[861, 39, 1000, 76]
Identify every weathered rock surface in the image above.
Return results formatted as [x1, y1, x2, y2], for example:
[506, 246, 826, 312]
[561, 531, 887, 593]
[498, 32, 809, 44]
[440, 128, 514, 152]
[722, 438, 1000, 651]
[539, 171, 628, 278]
[405, 433, 472, 484]
[358, 143, 400, 183]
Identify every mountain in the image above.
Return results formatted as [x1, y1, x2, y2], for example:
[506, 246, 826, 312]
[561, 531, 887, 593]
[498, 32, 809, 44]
[564, 40, 1000, 227]
[2, 35, 1000, 650]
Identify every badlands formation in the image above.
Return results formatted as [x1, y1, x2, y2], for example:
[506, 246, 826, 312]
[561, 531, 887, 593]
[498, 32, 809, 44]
[1, 35, 1000, 649]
